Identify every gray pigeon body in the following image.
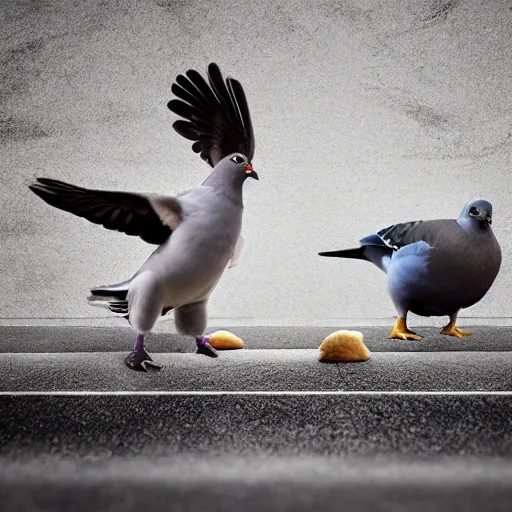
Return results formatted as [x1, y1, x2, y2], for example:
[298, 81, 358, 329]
[29, 63, 257, 370]
[119, 159, 248, 336]
[319, 199, 501, 339]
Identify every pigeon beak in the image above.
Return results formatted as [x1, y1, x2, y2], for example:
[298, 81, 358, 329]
[245, 164, 259, 180]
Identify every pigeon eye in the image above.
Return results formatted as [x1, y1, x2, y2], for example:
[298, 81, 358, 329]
[469, 206, 480, 216]
[231, 155, 245, 164]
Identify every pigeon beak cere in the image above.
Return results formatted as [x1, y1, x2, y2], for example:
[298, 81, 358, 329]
[244, 163, 259, 180]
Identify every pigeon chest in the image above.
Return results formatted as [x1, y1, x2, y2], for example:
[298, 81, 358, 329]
[419, 238, 500, 312]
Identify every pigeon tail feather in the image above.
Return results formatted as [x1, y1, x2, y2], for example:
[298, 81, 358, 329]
[318, 247, 368, 260]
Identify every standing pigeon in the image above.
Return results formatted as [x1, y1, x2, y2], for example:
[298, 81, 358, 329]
[319, 200, 501, 340]
[29, 63, 257, 371]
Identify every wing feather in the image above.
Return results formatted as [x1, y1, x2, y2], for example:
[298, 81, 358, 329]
[168, 62, 255, 167]
[29, 178, 176, 245]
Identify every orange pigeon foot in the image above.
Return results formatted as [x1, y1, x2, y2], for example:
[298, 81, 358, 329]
[440, 321, 472, 338]
[388, 317, 423, 341]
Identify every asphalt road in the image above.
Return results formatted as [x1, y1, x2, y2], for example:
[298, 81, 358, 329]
[1, 456, 512, 512]
[1, 326, 512, 511]
[1, 350, 512, 391]
[2, 325, 512, 352]
[1, 394, 512, 458]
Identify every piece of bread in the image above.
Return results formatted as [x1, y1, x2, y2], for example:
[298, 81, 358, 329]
[318, 330, 370, 362]
[208, 330, 245, 350]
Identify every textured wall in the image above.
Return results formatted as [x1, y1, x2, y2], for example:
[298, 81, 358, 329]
[1, 0, 511, 326]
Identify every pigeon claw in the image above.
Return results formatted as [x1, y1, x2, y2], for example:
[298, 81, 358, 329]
[440, 325, 472, 338]
[388, 330, 423, 341]
[195, 337, 219, 358]
[125, 349, 162, 372]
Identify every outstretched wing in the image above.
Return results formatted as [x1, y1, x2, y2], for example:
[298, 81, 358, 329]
[168, 62, 255, 167]
[29, 178, 180, 245]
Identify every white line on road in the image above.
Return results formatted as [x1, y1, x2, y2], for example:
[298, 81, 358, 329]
[0, 391, 511, 396]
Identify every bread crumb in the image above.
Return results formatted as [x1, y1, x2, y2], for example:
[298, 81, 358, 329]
[208, 330, 245, 350]
[318, 330, 370, 362]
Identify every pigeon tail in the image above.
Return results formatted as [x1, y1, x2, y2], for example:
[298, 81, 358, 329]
[87, 279, 131, 316]
[87, 279, 174, 318]
[87, 295, 129, 316]
[318, 247, 368, 260]
[89, 279, 132, 299]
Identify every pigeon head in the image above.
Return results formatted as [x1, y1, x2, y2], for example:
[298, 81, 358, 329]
[460, 199, 493, 225]
[222, 153, 258, 181]
[202, 153, 258, 197]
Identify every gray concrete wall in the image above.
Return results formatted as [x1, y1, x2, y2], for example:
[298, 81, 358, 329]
[1, 0, 511, 326]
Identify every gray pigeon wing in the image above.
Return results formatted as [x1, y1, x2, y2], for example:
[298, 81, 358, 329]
[375, 219, 456, 250]
[168, 62, 255, 167]
[29, 178, 178, 245]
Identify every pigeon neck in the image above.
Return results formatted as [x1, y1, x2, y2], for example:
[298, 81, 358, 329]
[457, 216, 488, 235]
[202, 172, 245, 206]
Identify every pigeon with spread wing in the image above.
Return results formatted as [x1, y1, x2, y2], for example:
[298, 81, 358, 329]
[29, 63, 257, 371]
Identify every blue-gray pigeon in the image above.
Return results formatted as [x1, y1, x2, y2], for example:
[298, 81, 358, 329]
[29, 63, 257, 371]
[319, 199, 501, 340]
